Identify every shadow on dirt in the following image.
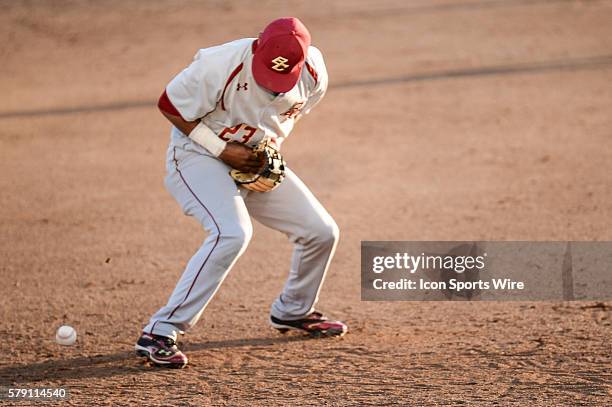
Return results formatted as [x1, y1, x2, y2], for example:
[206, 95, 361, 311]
[2, 55, 611, 120]
[1, 335, 313, 385]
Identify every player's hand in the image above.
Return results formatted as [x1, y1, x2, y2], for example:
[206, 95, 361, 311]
[219, 142, 265, 173]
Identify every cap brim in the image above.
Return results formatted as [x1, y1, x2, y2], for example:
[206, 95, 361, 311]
[252, 52, 302, 93]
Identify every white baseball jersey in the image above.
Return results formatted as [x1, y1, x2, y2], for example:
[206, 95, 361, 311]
[166, 38, 328, 154]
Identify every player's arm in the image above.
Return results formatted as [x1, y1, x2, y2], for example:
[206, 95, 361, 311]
[297, 48, 329, 123]
[157, 91, 263, 173]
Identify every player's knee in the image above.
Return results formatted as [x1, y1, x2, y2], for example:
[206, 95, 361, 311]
[220, 221, 253, 256]
[310, 218, 339, 247]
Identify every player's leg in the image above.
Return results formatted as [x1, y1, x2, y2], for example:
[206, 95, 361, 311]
[138, 145, 252, 365]
[244, 168, 346, 336]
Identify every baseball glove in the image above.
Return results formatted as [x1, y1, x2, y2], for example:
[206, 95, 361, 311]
[229, 137, 285, 192]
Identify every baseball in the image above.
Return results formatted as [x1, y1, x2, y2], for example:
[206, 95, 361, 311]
[55, 325, 77, 346]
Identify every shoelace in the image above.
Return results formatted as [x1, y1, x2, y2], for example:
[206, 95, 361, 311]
[159, 337, 177, 349]
[308, 311, 326, 320]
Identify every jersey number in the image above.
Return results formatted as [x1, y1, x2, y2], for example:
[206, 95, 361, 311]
[219, 124, 257, 143]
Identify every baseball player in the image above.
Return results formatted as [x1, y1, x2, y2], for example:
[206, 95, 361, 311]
[135, 17, 347, 368]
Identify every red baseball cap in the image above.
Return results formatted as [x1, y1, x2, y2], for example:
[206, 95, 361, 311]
[252, 17, 311, 93]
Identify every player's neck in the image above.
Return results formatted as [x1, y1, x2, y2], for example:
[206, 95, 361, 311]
[259, 85, 281, 97]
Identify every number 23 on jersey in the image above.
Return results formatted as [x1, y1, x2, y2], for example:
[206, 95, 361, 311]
[218, 124, 257, 143]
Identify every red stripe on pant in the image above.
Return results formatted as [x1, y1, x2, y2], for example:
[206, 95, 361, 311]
[150, 148, 221, 335]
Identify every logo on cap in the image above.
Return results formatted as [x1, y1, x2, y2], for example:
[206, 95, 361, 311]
[271, 56, 290, 72]
[252, 17, 311, 93]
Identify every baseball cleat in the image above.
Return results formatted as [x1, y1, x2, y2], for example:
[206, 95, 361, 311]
[135, 333, 188, 368]
[270, 311, 348, 337]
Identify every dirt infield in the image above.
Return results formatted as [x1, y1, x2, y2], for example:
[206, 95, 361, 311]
[1, 0, 611, 405]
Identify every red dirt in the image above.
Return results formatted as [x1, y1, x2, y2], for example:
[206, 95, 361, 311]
[1, 1, 610, 405]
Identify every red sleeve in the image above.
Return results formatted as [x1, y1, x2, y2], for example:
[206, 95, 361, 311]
[158, 90, 183, 117]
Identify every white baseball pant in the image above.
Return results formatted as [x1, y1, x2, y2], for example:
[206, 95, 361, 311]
[143, 143, 339, 340]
